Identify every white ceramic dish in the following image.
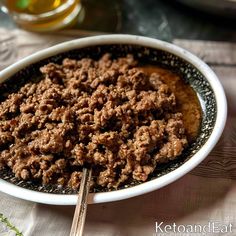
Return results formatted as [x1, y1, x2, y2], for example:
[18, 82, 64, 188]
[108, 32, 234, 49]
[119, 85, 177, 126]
[0, 35, 227, 205]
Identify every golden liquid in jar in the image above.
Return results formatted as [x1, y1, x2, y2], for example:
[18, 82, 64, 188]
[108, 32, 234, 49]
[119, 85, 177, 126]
[6, 0, 67, 14]
[5, 0, 81, 31]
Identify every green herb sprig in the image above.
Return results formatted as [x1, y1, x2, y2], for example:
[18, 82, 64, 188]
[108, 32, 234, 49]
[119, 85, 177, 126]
[0, 213, 23, 236]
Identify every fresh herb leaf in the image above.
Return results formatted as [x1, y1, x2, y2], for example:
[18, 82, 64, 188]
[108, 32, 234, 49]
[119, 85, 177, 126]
[16, 0, 30, 10]
[0, 213, 23, 236]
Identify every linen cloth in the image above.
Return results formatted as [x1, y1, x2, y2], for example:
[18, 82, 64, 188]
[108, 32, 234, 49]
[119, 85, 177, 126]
[0, 28, 236, 236]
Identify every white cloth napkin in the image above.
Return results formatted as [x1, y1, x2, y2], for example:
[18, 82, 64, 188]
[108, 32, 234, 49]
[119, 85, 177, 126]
[1, 28, 236, 236]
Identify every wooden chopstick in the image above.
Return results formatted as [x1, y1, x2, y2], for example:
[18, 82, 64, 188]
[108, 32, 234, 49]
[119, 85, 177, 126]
[70, 168, 92, 236]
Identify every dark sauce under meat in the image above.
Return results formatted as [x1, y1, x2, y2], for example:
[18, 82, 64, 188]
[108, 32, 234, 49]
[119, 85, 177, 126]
[0, 54, 202, 190]
[140, 66, 201, 143]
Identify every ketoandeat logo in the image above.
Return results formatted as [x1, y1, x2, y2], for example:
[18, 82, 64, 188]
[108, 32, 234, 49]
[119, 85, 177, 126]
[155, 221, 233, 234]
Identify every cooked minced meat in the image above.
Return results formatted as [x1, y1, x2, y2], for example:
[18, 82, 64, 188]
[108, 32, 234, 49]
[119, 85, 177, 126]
[0, 54, 188, 189]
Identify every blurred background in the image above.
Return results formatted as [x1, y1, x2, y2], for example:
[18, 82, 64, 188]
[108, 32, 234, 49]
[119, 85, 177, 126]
[0, 0, 236, 42]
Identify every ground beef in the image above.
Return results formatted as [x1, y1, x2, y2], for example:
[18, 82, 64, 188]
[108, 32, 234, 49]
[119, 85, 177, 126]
[0, 54, 188, 190]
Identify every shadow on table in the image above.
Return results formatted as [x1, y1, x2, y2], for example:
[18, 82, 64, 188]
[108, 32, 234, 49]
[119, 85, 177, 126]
[86, 174, 233, 232]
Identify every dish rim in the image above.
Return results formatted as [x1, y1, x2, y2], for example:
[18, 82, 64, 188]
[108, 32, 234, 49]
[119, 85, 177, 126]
[0, 34, 227, 205]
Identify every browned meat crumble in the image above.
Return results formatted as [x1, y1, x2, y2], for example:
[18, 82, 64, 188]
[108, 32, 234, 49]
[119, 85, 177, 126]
[0, 54, 188, 189]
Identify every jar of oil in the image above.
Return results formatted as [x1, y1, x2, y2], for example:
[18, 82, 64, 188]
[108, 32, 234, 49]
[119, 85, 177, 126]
[1, 0, 82, 31]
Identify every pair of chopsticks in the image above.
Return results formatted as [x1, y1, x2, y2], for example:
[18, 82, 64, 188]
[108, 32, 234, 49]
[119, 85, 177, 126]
[70, 168, 92, 236]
